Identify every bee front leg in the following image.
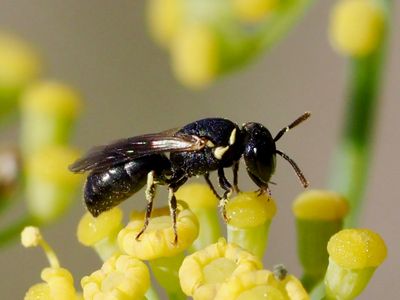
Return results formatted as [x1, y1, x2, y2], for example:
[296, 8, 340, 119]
[232, 160, 240, 193]
[136, 171, 157, 241]
[204, 172, 222, 199]
[217, 168, 233, 222]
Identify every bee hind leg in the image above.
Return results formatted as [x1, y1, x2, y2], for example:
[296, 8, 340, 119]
[136, 171, 157, 241]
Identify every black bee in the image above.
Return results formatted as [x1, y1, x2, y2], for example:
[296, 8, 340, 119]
[70, 112, 310, 243]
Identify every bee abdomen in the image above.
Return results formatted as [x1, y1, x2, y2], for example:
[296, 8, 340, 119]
[84, 161, 148, 217]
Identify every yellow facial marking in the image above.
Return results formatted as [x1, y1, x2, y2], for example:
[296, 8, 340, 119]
[214, 146, 229, 160]
[229, 128, 237, 145]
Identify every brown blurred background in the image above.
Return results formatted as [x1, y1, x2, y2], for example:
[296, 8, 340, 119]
[0, 1, 398, 299]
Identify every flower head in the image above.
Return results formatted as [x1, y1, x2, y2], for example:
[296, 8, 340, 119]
[215, 268, 309, 300]
[118, 202, 199, 260]
[329, 0, 385, 56]
[81, 253, 150, 300]
[179, 238, 263, 299]
[77, 207, 123, 260]
[324, 228, 387, 300]
[0, 32, 41, 92]
[21, 226, 80, 300]
[226, 191, 276, 259]
[25, 146, 82, 223]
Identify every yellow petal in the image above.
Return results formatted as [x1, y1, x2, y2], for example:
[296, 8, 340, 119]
[118, 205, 199, 260]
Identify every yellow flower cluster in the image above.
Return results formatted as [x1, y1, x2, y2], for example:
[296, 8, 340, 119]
[22, 184, 388, 300]
[179, 238, 308, 299]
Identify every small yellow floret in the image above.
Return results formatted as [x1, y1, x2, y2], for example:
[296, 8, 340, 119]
[292, 190, 348, 221]
[179, 238, 262, 299]
[21, 226, 42, 247]
[171, 24, 218, 89]
[118, 204, 199, 260]
[25, 283, 51, 300]
[41, 268, 78, 300]
[81, 254, 150, 300]
[27, 146, 81, 185]
[147, 0, 183, 47]
[232, 0, 278, 23]
[175, 183, 218, 209]
[327, 228, 387, 269]
[330, 0, 385, 56]
[215, 270, 309, 300]
[77, 207, 123, 246]
[0, 32, 41, 89]
[21, 81, 82, 117]
[227, 192, 276, 228]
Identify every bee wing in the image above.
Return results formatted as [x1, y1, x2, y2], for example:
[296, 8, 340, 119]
[69, 129, 205, 173]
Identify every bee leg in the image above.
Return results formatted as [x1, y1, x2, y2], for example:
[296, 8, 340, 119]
[169, 175, 188, 245]
[204, 172, 222, 199]
[168, 188, 179, 245]
[232, 160, 240, 193]
[136, 171, 156, 241]
[217, 168, 233, 222]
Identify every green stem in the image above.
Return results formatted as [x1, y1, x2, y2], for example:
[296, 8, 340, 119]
[328, 0, 391, 227]
[218, 0, 315, 73]
[145, 285, 161, 300]
[0, 214, 37, 247]
[149, 254, 187, 300]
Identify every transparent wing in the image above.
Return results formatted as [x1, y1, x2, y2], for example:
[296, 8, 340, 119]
[69, 129, 205, 173]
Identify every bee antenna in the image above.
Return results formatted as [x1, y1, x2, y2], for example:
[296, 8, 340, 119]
[274, 112, 311, 142]
[276, 150, 309, 188]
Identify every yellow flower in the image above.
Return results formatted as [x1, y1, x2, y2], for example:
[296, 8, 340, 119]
[179, 238, 263, 299]
[147, 0, 183, 47]
[215, 269, 309, 300]
[324, 228, 387, 300]
[25, 146, 82, 223]
[329, 0, 385, 56]
[20, 80, 82, 156]
[232, 0, 278, 23]
[292, 190, 349, 291]
[327, 228, 387, 269]
[175, 183, 221, 251]
[118, 203, 199, 260]
[22, 226, 80, 300]
[77, 208, 123, 261]
[293, 190, 348, 221]
[226, 191, 276, 259]
[81, 254, 150, 300]
[227, 191, 276, 228]
[171, 24, 218, 89]
[0, 32, 41, 90]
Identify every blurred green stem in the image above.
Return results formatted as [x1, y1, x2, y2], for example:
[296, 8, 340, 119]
[0, 214, 36, 247]
[329, 0, 391, 227]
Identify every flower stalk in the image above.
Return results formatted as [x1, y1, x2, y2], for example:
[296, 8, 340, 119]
[328, 0, 391, 227]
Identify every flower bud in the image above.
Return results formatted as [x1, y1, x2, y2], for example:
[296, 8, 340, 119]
[292, 190, 348, 291]
[226, 191, 276, 259]
[20, 80, 82, 156]
[324, 228, 387, 300]
[25, 146, 82, 223]
[329, 0, 385, 56]
[175, 183, 221, 252]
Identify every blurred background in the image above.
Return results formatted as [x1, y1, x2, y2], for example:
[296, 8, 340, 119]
[0, 0, 398, 299]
